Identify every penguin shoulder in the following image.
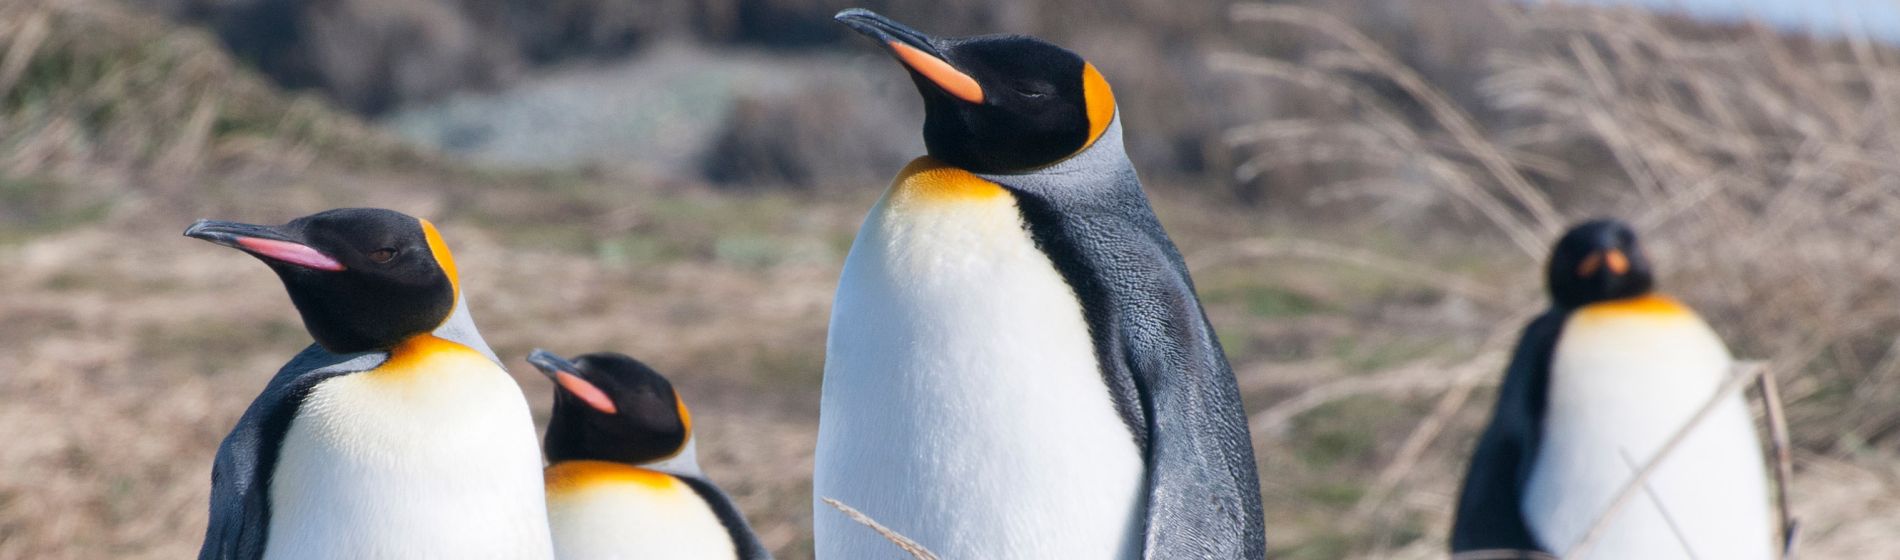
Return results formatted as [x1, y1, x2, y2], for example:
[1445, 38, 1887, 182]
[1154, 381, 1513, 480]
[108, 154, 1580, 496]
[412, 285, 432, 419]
[199, 346, 389, 560]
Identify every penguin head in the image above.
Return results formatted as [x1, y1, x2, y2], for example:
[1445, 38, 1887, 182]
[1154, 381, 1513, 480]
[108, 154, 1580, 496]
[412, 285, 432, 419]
[529, 349, 694, 467]
[837, 8, 1117, 173]
[184, 208, 459, 354]
[1547, 219, 1655, 309]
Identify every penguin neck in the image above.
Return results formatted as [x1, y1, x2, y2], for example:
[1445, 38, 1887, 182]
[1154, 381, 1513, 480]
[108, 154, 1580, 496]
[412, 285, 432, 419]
[886, 157, 1010, 205]
[641, 437, 702, 478]
[431, 293, 500, 364]
[543, 400, 704, 478]
[546, 435, 703, 478]
[1559, 291, 1683, 317]
[545, 460, 680, 494]
[1567, 292, 1695, 327]
[974, 113, 1130, 183]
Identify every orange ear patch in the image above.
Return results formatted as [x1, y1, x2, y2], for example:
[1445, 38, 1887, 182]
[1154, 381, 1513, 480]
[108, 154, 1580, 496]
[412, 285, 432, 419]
[675, 393, 693, 437]
[891, 41, 985, 104]
[557, 372, 618, 414]
[418, 219, 460, 300]
[1081, 63, 1116, 148]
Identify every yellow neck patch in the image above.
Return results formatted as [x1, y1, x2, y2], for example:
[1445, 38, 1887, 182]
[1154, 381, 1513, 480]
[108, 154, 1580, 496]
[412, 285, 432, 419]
[545, 460, 679, 496]
[1574, 293, 1692, 319]
[419, 219, 460, 302]
[1080, 63, 1116, 151]
[890, 156, 1008, 204]
[361, 334, 491, 384]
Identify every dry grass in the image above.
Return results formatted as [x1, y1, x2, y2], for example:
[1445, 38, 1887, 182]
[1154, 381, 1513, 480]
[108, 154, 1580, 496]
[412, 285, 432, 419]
[1217, 1, 1900, 557]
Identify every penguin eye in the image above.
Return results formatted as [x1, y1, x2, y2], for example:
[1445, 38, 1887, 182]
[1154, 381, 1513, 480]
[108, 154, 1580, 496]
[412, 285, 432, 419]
[368, 248, 399, 264]
[1012, 82, 1052, 99]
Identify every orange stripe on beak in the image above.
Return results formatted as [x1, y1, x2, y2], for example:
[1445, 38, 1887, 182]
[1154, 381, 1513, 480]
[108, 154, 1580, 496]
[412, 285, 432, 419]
[890, 41, 984, 104]
[234, 237, 346, 272]
[1577, 252, 1603, 277]
[557, 372, 618, 415]
[1605, 249, 1630, 275]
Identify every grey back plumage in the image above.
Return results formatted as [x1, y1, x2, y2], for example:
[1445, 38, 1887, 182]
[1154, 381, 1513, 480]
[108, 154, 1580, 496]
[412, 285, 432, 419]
[979, 117, 1267, 559]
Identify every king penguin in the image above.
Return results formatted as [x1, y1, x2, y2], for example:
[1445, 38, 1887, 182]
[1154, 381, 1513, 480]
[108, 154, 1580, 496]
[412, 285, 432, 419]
[1451, 219, 1773, 559]
[186, 208, 553, 560]
[815, 9, 1264, 559]
[526, 349, 771, 560]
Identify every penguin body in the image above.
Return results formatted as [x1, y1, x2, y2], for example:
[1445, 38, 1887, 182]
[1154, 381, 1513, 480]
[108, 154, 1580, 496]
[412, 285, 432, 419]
[1452, 220, 1773, 559]
[545, 461, 746, 560]
[529, 351, 770, 560]
[818, 10, 1263, 559]
[819, 157, 1148, 559]
[188, 209, 552, 560]
[1524, 295, 1771, 558]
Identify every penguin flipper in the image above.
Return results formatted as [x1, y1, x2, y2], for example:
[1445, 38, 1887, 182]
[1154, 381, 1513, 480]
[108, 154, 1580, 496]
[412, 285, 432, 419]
[1449, 311, 1565, 553]
[1124, 268, 1266, 560]
[198, 345, 386, 560]
[994, 166, 1266, 558]
[676, 475, 774, 560]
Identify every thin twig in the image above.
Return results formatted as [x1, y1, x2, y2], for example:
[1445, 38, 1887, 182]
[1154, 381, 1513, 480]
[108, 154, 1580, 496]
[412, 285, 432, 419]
[1249, 364, 1479, 437]
[1184, 236, 1498, 303]
[821, 497, 940, 560]
[0, 8, 49, 98]
[1620, 449, 1701, 560]
[1563, 362, 1767, 559]
[1757, 369, 1801, 559]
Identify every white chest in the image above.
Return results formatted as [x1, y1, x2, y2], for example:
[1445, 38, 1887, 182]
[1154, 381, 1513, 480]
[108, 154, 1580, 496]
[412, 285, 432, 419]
[1524, 298, 1772, 559]
[814, 165, 1147, 560]
[263, 350, 553, 560]
[546, 466, 737, 560]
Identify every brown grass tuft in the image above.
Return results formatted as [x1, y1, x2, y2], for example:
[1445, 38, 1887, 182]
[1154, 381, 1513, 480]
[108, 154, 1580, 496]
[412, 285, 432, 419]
[1221, 1, 1900, 556]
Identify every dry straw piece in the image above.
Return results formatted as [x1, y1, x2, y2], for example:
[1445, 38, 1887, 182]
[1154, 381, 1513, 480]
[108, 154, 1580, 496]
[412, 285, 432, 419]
[821, 497, 941, 560]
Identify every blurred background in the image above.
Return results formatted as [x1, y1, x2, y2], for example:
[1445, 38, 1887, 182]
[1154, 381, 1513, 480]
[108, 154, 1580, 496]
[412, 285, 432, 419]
[4, 0, 1900, 557]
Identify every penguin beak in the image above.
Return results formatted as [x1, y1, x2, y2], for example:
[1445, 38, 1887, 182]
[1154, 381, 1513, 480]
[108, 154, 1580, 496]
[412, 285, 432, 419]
[184, 220, 347, 272]
[528, 349, 619, 415]
[835, 9, 985, 104]
[1577, 248, 1631, 277]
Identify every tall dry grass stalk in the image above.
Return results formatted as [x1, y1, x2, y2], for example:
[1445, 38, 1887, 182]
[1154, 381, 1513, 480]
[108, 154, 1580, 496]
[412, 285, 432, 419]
[820, 498, 940, 560]
[1217, 1, 1900, 556]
